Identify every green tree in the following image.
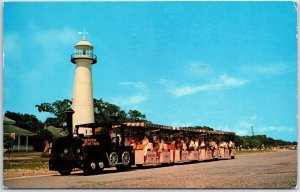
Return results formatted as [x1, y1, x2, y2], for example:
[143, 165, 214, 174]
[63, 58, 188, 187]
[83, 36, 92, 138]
[5, 111, 44, 133]
[94, 98, 127, 123]
[127, 109, 147, 122]
[36, 98, 149, 126]
[3, 135, 14, 152]
[33, 129, 54, 152]
[35, 99, 72, 128]
[233, 135, 243, 147]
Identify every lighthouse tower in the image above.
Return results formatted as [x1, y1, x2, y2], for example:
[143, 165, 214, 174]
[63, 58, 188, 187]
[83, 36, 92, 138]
[71, 34, 97, 135]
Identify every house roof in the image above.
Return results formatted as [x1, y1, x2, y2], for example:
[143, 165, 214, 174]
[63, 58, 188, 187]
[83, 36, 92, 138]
[3, 117, 16, 125]
[45, 126, 66, 138]
[4, 124, 37, 136]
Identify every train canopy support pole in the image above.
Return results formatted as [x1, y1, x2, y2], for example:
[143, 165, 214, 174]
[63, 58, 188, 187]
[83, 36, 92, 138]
[65, 109, 75, 139]
[120, 124, 125, 147]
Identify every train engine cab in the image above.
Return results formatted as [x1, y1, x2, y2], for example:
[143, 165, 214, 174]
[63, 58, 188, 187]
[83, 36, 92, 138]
[49, 122, 134, 175]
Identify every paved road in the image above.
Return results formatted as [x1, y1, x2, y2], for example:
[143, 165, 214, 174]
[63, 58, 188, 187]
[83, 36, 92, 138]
[3, 151, 297, 189]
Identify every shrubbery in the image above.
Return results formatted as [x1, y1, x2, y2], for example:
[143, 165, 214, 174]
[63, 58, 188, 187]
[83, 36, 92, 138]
[33, 130, 54, 152]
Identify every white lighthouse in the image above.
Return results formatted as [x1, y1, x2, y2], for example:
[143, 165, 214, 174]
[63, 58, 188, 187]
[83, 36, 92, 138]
[71, 34, 97, 135]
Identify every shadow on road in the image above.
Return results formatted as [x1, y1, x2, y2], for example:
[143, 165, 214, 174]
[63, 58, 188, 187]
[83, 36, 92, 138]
[51, 158, 234, 177]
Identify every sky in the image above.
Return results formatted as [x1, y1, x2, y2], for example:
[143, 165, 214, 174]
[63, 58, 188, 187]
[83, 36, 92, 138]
[3, 2, 298, 141]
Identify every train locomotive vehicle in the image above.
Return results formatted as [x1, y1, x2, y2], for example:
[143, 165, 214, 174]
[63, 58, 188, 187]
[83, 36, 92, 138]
[49, 111, 135, 175]
[49, 110, 237, 175]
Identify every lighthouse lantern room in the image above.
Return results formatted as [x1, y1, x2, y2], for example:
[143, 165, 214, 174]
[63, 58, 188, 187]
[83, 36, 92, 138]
[71, 36, 97, 64]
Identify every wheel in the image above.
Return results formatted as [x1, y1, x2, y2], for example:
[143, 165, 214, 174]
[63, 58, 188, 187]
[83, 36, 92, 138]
[83, 161, 99, 175]
[231, 156, 235, 159]
[58, 168, 72, 175]
[109, 152, 118, 164]
[116, 165, 126, 171]
[121, 151, 131, 165]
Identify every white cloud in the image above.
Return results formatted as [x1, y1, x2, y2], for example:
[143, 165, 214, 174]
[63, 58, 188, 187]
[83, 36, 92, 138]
[219, 74, 247, 87]
[113, 95, 147, 106]
[167, 74, 247, 97]
[125, 95, 147, 105]
[118, 82, 147, 90]
[114, 81, 148, 106]
[242, 63, 290, 76]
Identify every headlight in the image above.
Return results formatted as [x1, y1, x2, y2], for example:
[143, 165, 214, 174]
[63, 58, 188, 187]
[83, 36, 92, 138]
[63, 149, 69, 154]
[90, 162, 96, 169]
[98, 162, 104, 169]
[76, 148, 81, 154]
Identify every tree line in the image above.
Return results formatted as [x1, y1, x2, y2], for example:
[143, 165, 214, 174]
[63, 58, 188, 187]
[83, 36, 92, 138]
[234, 135, 297, 149]
[4, 98, 297, 151]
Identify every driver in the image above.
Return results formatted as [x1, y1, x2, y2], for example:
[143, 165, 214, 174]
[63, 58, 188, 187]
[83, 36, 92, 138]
[109, 129, 117, 143]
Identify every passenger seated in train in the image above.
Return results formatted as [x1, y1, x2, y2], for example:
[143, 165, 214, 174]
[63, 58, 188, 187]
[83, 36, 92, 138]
[188, 138, 195, 151]
[194, 139, 199, 150]
[179, 138, 187, 158]
[225, 140, 229, 148]
[205, 140, 211, 150]
[154, 137, 164, 161]
[208, 139, 215, 150]
[142, 135, 152, 157]
[214, 139, 219, 149]
[181, 138, 187, 151]
[169, 137, 176, 150]
[219, 141, 228, 148]
[129, 137, 137, 149]
[228, 141, 235, 148]
[200, 140, 205, 149]
[109, 129, 117, 144]
[175, 137, 182, 149]
[124, 136, 130, 146]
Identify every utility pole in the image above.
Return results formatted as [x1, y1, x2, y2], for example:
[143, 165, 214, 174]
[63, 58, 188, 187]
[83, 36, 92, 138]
[251, 125, 254, 136]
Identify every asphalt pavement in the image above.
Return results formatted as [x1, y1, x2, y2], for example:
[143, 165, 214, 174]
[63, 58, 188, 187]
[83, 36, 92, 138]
[3, 150, 297, 189]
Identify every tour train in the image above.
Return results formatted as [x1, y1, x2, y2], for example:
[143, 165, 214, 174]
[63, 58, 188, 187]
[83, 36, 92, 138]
[49, 110, 237, 175]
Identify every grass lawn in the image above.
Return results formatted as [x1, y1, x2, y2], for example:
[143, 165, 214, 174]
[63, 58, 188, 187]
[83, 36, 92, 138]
[3, 152, 49, 169]
[4, 151, 42, 157]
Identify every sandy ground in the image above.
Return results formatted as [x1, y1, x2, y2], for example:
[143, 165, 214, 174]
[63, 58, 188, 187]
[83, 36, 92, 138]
[3, 168, 54, 179]
[2, 149, 293, 179]
[3, 150, 297, 189]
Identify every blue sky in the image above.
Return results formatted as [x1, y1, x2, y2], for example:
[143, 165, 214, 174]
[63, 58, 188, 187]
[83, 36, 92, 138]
[3, 2, 298, 141]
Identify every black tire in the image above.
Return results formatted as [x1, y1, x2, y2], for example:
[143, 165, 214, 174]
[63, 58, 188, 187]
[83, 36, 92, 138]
[97, 166, 104, 173]
[83, 161, 99, 175]
[116, 165, 125, 171]
[84, 168, 99, 175]
[231, 156, 235, 159]
[83, 169, 91, 175]
[126, 163, 132, 169]
[59, 168, 72, 175]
